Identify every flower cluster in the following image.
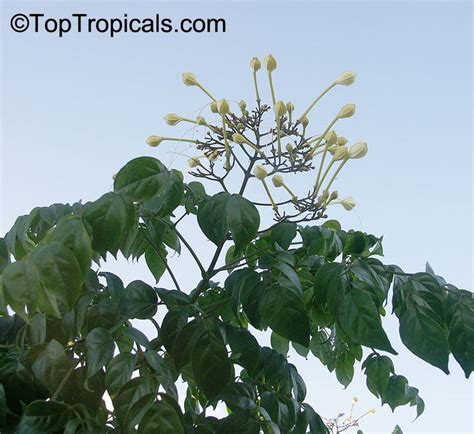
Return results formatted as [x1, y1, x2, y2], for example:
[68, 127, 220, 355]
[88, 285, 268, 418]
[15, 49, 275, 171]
[146, 55, 368, 223]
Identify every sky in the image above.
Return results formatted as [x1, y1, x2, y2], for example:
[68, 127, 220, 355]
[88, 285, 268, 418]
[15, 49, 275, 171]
[1, 1, 472, 433]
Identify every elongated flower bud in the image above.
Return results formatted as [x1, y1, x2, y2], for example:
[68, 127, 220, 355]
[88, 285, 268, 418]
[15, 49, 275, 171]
[196, 116, 207, 126]
[217, 99, 230, 115]
[286, 143, 293, 153]
[336, 136, 348, 146]
[264, 54, 277, 72]
[329, 191, 338, 201]
[250, 57, 261, 72]
[253, 165, 268, 180]
[337, 104, 356, 119]
[274, 101, 287, 117]
[328, 144, 339, 155]
[182, 72, 199, 87]
[210, 101, 218, 113]
[146, 135, 164, 147]
[272, 174, 284, 187]
[340, 197, 356, 211]
[286, 102, 294, 113]
[232, 133, 246, 144]
[239, 100, 247, 111]
[335, 71, 356, 86]
[301, 116, 309, 127]
[207, 150, 220, 162]
[348, 142, 368, 159]
[325, 130, 337, 146]
[333, 146, 349, 161]
[188, 157, 201, 168]
[164, 113, 183, 126]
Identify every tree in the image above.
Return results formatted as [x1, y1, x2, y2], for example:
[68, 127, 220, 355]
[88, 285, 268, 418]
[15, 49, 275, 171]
[0, 55, 472, 434]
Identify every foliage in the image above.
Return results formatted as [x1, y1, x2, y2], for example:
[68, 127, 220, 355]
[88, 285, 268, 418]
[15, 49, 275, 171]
[0, 56, 472, 433]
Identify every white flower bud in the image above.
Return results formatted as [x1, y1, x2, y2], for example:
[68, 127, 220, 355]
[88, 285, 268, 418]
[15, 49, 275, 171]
[182, 72, 199, 87]
[337, 103, 356, 119]
[327, 145, 338, 155]
[253, 165, 268, 181]
[369, 408, 376, 415]
[207, 150, 220, 162]
[232, 133, 246, 144]
[335, 71, 356, 86]
[286, 102, 294, 113]
[272, 175, 284, 187]
[333, 146, 349, 161]
[352, 397, 358, 405]
[341, 197, 356, 211]
[188, 157, 201, 168]
[274, 101, 287, 117]
[348, 142, 368, 159]
[264, 54, 277, 72]
[217, 99, 230, 115]
[336, 136, 348, 146]
[210, 101, 218, 113]
[146, 135, 165, 147]
[195, 116, 207, 126]
[250, 57, 261, 72]
[164, 113, 183, 126]
[301, 116, 309, 127]
[325, 130, 337, 146]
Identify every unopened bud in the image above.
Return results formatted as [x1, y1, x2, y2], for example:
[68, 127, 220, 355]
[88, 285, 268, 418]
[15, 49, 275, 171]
[301, 116, 309, 128]
[352, 397, 358, 405]
[333, 146, 349, 161]
[286, 102, 294, 113]
[182, 72, 199, 87]
[348, 142, 368, 159]
[188, 157, 201, 168]
[253, 165, 268, 181]
[232, 133, 246, 144]
[217, 99, 230, 115]
[250, 57, 261, 72]
[272, 175, 284, 187]
[210, 101, 218, 113]
[274, 101, 287, 117]
[368, 408, 376, 415]
[328, 145, 339, 155]
[337, 104, 356, 119]
[329, 191, 338, 201]
[264, 54, 277, 72]
[336, 136, 348, 146]
[164, 113, 183, 126]
[207, 151, 220, 162]
[286, 143, 293, 153]
[335, 71, 356, 86]
[239, 100, 247, 111]
[325, 130, 337, 146]
[146, 135, 165, 147]
[196, 116, 207, 126]
[321, 190, 330, 202]
[341, 197, 356, 211]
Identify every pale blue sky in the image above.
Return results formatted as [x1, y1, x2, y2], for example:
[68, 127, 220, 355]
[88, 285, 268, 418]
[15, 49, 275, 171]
[1, 1, 472, 433]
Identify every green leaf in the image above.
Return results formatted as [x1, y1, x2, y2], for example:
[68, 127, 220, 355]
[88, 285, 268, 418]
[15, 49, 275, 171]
[382, 375, 411, 411]
[105, 353, 137, 398]
[32, 339, 72, 393]
[85, 327, 115, 379]
[227, 325, 260, 373]
[261, 285, 310, 347]
[28, 313, 47, 346]
[172, 320, 204, 371]
[160, 307, 188, 352]
[270, 222, 297, 250]
[338, 288, 396, 354]
[275, 263, 302, 293]
[142, 169, 184, 217]
[227, 195, 260, 254]
[303, 403, 329, 434]
[0, 238, 10, 274]
[0, 384, 5, 427]
[29, 242, 84, 310]
[271, 332, 290, 356]
[48, 216, 93, 276]
[2, 261, 41, 310]
[313, 262, 345, 315]
[197, 192, 230, 246]
[145, 245, 168, 283]
[113, 377, 157, 430]
[362, 354, 394, 398]
[399, 306, 450, 373]
[83, 192, 135, 254]
[114, 156, 167, 201]
[143, 351, 178, 400]
[19, 400, 71, 432]
[448, 299, 474, 378]
[335, 351, 355, 387]
[138, 396, 185, 434]
[192, 331, 232, 399]
[392, 425, 403, 434]
[119, 280, 158, 319]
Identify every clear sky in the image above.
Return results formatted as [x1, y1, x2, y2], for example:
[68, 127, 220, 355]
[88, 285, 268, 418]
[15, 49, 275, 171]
[1, 1, 472, 433]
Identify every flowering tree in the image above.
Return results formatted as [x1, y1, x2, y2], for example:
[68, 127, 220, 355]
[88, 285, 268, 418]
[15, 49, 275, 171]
[0, 55, 472, 433]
